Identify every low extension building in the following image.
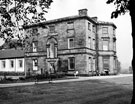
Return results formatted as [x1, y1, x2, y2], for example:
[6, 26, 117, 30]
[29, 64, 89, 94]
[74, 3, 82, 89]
[0, 49, 25, 73]
[22, 8, 117, 75]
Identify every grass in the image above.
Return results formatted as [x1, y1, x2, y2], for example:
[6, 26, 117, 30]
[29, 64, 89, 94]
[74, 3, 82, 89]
[0, 76, 133, 104]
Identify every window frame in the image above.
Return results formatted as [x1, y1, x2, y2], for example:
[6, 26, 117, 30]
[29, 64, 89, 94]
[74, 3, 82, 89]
[33, 59, 38, 67]
[32, 41, 38, 52]
[102, 38, 109, 51]
[88, 36, 91, 48]
[92, 38, 95, 50]
[113, 28, 115, 35]
[49, 25, 55, 33]
[68, 38, 75, 49]
[1, 60, 6, 68]
[92, 25, 96, 33]
[88, 22, 91, 31]
[46, 38, 58, 58]
[18, 60, 23, 68]
[67, 21, 74, 29]
[103, 56, 110, 70]
[10, 60, 14, 68]
[102, 27, 108, 34]
[33, 59, 38, 70]
[68, 57, 75, 70]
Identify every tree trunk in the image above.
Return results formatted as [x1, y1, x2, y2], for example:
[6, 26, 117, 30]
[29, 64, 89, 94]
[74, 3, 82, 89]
[130, 10, 135, 104]
[128, 0, 135, 103]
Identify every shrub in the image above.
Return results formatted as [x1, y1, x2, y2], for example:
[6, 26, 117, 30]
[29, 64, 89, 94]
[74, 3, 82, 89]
[36, 74, 47, 80]
[0, 72, 25, 76]
[6, 77, 14, 81]
[19, 77, 25, 80]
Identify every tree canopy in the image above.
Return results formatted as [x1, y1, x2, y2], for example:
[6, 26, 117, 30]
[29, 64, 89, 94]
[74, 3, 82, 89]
[0, 0, 53, 45]
[107, 0, 135, 104]
[106, 0, 134, 18]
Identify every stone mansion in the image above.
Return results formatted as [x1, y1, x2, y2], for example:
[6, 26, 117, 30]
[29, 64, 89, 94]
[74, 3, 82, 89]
[0, 9, 118, 75]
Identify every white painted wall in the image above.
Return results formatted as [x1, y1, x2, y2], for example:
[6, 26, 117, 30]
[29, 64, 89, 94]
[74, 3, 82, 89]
[0, 58, 24, 72]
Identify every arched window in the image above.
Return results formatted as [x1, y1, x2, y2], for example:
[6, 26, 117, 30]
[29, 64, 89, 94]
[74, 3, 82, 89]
[46, 37, 58, 58]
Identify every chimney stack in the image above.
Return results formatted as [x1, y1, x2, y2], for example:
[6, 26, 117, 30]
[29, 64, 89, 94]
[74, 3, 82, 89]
[78, 9, 88, 16]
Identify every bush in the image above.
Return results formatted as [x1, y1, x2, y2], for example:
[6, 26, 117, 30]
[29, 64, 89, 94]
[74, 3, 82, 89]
[5, 77, 14, 81]
[56, 72, 66, 78]
[0, 72, 25, 76]
[36, 74, 47, 80]
[19, 77, 26, 80]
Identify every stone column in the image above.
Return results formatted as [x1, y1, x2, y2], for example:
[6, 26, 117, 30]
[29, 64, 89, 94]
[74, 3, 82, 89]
[98, 56, 103, 74]
[109, 56, 114, 74]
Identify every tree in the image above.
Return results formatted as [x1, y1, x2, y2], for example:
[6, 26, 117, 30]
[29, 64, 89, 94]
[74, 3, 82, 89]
[0, 0, 53, 48]
[106, 0, 135, 103]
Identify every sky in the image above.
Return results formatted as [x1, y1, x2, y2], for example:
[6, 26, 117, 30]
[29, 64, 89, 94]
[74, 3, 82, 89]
[0, 0, 133, 69]
[44, 0, 133, 69]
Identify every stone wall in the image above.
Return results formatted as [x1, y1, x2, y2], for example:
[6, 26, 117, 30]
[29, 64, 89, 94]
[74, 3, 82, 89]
[24, 14, 117, 75]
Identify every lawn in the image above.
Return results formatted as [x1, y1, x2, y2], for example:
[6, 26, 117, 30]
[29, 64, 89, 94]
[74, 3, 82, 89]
[0, 76, 133, 104]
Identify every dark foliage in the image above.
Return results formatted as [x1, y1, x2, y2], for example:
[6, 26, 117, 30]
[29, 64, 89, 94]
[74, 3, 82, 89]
[106, 0, 135, 104]
[106, 0, 134, 18]
[0, 0, 53, 48]
[0, 71, 25, 76]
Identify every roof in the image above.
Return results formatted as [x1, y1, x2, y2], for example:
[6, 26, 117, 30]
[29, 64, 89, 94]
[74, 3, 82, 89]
[0, 49, 24, 59]
[23, 15, 97, 29]
[23, 15, 117, 29]
[98, 21, 117, 29]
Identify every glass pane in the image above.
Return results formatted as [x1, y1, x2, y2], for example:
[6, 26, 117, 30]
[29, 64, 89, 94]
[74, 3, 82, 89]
[88, 22, 91, 30]
[2, 61, 5, 68]
[49, 26, 55, 32]
[102, 27, 108, 34]
[50, 43, 55, 58]
[69, 39, 74, 48]
[103, 57, 109, 69]
[103, 40, 108, 50]
[69, 57, 75, 69]
[19, 60, 23, 67]
[32, 42, 38, 52]
[67, 22, 74, 29]
[11, 60, 14, 68]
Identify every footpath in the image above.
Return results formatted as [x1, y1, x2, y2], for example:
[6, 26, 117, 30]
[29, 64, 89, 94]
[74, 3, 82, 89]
[0, 74, 132, 88]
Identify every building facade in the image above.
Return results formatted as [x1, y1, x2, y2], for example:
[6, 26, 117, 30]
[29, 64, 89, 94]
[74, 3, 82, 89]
[23, 9, 117, 75]
[0, 49, 25, 72]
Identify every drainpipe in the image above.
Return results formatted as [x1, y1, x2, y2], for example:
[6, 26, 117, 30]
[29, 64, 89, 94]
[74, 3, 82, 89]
[24, 52, 27, 77]
[95, 25, 99, 75]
